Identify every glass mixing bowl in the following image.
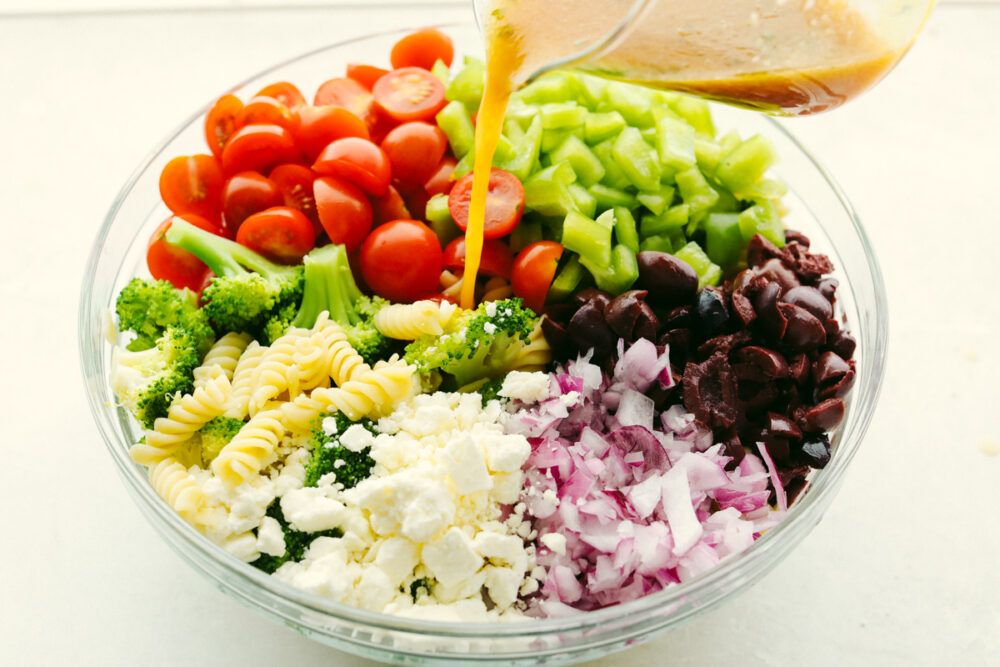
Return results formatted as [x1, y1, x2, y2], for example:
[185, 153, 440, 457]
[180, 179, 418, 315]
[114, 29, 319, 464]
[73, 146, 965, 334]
[79, 23, 888, 665]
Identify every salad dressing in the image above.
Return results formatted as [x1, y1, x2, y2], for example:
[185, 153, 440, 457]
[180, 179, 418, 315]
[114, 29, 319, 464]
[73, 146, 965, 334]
[460, 0, 917, 307]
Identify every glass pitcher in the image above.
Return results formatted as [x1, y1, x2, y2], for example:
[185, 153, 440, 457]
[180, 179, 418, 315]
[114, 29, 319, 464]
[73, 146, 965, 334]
[473, 0, 935, 115]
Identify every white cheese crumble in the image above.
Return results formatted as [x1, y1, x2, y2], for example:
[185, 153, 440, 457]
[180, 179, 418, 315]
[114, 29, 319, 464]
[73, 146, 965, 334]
[498, 370, 552, 403]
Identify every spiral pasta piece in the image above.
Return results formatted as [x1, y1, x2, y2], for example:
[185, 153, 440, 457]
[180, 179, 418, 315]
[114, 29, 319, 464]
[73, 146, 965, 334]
[148, 457, 204, 515]
[374, 300, 459, 339]
[225, 341, 266, 419]
[211, 408, 286, 487]
[327, 339, 370, 386]
[511, 321, 552, 372]
[131, 374, 232, 465]
[248, 328, 307, 416]
[481, 276, 514, 303]
[193, 332, 253, 389]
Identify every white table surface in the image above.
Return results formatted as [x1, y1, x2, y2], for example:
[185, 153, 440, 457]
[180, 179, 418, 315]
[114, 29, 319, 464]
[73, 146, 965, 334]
[2, 2, 998, 665]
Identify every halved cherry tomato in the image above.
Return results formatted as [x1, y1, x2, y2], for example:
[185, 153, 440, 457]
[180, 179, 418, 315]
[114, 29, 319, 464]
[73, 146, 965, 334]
[269, 164, 320, 236]
[390, 28, 455, 70]
[366, 108, 398, 144]
[423, 155, 458, 197]
[205, 94, 243, 159]
[511, 241, 563, 313]
[146, 214, 221, 291]
[314, 77, 375, 119]
[443, 237, 514, 279]
[373, 68, 447, 122]
[448, 168, 525, 239]
[398, 184, 430, 221]
[313, 176, 373, 252]
[312, 137, 391, 197]
[235, 206, 315, 264]
[234, 96, 297, 133]
[222, 171, 283, 234]
[372, 185, 411, 226]
[293, 105, 369, 160]
[347, 63, 390, 91]
[221, 124, 302, 175]
[360, 219, 442, 302]
[159, 154, 224, 221]
[381, 121, 447, 185]
[255, 81, 306, 110]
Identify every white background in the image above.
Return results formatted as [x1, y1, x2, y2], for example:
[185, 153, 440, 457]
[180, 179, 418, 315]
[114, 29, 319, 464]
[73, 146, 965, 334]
[1, 1, 998, 665]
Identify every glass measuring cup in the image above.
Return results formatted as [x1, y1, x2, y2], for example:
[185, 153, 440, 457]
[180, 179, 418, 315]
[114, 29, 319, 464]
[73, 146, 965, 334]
[474, 0, 935, 114]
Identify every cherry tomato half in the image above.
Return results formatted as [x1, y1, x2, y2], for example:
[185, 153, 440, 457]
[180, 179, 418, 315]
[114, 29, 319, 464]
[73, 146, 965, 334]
[221, 124, 302, 175]
[222, 171, 283, 235]
[146, 214, 221, 291]
[443, 237, 514, 279]
[347, 63, 390, 91]
[293, 105, 369, 160]
[255, 81, 306, 111]
[423, 155, 458, 197]
[373, 67, 447, 122]
[511, 241, 563, 313]
[235, 206, 315, 264]
[448, 168, 525, 239]
[159, 154, 224, 221]
[314, 77, 375, 119]
[360, 219, 442, 302]
[269, 164, 320, 236]
[381, 121, 447, 185]
[390, 29, 454, 70]
[372, 185, 411, 226]
[234, 96, 297, 133]
[205, 94, 243, 159]
[312, 137, 391, 197]
[313, 176, 373, 252]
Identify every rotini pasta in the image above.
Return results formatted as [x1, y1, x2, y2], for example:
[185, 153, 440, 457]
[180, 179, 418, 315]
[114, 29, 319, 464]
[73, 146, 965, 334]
[481, 275, 513, 303]
[374, 300, 459, 339]
[247, 327, 310, 416]
[131, 373, 232, 465]
[211, 408, 286, 487]
[148, 457, 204, 516]
[225, 341, 266, 419]
[327, 339, 370, 387]
[511, 321, 552, 372]
[193, 332, 253, 389]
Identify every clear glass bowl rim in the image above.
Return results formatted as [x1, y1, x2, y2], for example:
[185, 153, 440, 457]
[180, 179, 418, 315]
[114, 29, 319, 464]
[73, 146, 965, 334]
[78, 21, 889, 645]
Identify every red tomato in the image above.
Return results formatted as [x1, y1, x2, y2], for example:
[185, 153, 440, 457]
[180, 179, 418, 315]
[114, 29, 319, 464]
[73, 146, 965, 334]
[347, 63, 390, 90]
[312, 137, 391, 197]
[313, 176, 373, 252]
[146, 214, 222, 291]
[511, 241, 563, 313]
[158, 154, 224, 221]
[373, 68, 447, 122]
[390, 29, 455, 70]
[360, 219, 442, 302]
[372, 185, 411, 226]
[381, 122, 447, 185]
[400, 185, 430, 221]
[293, 105, 369, 160]
[443, 237, 514, 279]
[448, 168, 525, 239]
[235, 206, 315, 264]
[255, 81, 306, 110]
[222, 171, 284, 234]
[221, 124, 302, 175]
[423, 156, 458, 197]
[269, 164, 320, 236]
[314, 77, 375, 118]
[205, 94, 243, 159]
[234, 96, 297, 133]
[366, 108, 398, 144]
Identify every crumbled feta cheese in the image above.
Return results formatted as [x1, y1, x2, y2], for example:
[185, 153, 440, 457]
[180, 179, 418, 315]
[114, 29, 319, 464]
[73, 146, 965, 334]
[539, 532, 567, 555]
[484, 302, 497, 318]
[322, 417, 340, 436]
[281, 487, 348, 533]
[256, 516, 286, 557]
[483, 321, 497, 334]
[423, 528, 483, 587]
[333, 459, 345, 469]
[499, 371, 551, 403]
[340, 424, 374, 452]
[444, 435, 492, 494]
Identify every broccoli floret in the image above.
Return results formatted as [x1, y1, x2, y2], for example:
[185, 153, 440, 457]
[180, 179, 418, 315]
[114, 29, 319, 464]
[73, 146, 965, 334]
[110, 327, 202, 428]
[403, 298, 538, 388]
[197, 416, 244, 466]
[250, 502, 342, 574]
[115, 277, 214, 355]
[475, 376, 506, 403]
[304, 412, 376, 489]
[164, 217, 303, 338]
[261, 301, 299, 345]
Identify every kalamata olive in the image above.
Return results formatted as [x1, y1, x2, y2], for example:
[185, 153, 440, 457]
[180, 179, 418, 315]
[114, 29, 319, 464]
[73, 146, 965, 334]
[732, 291, 756, 326]
[697, 331, 752, 358]
[567, 301, 617, 359]
[746, 234, 783, 268]
[660, 305, 692, 330]
[788, 353, 811, 385]
[694, 287, 729, 337]
[800, 434, 832, 468]
[758, 258, 800, 293]
[817, 369, 855, 400]
[754, 281, 787, 340]
[731, 268, 757, 293]
[636, 251, 698, 307]
[737, 380, 779, 410]
[540, 315, 576, 360]
[813, 351, 851, 387]
[572, 288, 612, 310]
[659, 329, 692, 367]
[829, 330, 857, 360]
[784, 230, 811, 248]
[733, 346, 789, 381]
[605, 290, 659, 342]
[778, 303, 826, 351]
[766, 412, 803, 440]
[799, 398, 845, 432]
[781, 285, 833, 321]
[816, 278, 839, 302]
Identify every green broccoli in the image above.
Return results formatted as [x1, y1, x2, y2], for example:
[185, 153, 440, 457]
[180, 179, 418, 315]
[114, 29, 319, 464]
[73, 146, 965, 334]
[197, 416, 244, 466]
[304, 412, 376, 489]
[115, 277, 214, 355]
[110, 327, 203, 428]
[250, 502, 343, 574]
[403, 298, 538, 389]
[164, 217, 304, 338]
